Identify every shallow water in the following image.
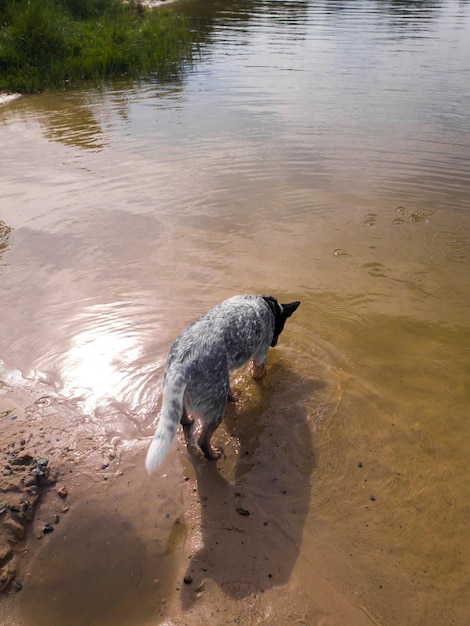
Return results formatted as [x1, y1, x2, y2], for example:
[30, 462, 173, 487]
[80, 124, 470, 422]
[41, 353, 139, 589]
[1, 0, 470, 624]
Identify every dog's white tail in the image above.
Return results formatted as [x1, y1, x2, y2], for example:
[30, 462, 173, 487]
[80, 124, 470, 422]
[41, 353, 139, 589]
[145, 377, 186, 474]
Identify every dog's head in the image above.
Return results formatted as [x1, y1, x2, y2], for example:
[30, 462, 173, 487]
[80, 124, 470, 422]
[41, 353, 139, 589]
[262, 296, 301, 347]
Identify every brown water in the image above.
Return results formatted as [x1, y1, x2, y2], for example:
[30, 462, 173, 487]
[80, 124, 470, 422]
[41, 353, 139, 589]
[1, 1, 470, 624]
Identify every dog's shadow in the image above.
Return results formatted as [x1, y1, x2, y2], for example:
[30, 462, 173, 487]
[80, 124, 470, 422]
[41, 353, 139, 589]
[180, 356, 324, 606]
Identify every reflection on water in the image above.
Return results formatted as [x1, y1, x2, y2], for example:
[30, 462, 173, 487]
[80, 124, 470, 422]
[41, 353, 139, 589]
[1, 0, 470, 624]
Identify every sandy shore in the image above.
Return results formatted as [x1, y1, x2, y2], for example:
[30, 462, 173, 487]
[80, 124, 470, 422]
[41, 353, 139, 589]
[0, 384, 74, 593]
[0, 93, 21, 106]
[0, 357, 378, 626]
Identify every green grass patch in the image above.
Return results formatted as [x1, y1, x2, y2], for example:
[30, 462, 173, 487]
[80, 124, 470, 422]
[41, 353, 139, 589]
[0, 0, 198, 93]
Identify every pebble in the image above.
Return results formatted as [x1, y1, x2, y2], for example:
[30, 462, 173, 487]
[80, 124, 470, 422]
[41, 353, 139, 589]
[183, 575, 193, 585]
[57, 486, 68, 499]
[236, 507, 250, 517]
[43, 524, 54, 534]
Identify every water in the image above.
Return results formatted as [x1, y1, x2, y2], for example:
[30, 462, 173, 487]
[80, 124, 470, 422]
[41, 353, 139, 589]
[1, 1, 469, 624]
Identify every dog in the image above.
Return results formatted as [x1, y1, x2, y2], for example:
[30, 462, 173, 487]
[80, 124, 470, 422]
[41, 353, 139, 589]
[145, 294, 300, 474]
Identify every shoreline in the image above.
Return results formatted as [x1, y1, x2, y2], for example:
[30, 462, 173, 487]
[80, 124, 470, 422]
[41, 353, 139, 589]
[0, 390, 56, 592]
[0, 384, 77, 593]
[0, 376, 377, 626]
[0, 93, 21, 106]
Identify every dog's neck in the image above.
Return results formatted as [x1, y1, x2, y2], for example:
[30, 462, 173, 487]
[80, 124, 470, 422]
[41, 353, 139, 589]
[261, 296, 280, 343]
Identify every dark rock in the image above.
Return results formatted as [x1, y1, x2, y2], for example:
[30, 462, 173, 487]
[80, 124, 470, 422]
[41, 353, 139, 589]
[236, 507, 250, 517]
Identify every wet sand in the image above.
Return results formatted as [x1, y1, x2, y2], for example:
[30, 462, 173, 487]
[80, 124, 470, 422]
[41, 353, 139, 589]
[0, 359, 377, 626]
[0, 387, 59, 593]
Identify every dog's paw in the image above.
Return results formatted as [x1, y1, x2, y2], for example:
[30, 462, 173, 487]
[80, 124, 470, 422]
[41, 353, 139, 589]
[206, 446, 222, 460]
[198, 437, 222, 460]
[227, 389, 239, 403]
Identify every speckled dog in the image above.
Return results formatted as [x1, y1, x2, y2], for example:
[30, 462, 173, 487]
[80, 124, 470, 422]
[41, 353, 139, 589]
[145, 294, 300, 473]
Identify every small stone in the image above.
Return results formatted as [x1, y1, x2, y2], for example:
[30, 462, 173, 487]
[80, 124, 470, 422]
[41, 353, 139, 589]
[43, 524, 54, 535]
[54, 515, 60, 525]
[57, 486, 68, 499]
[37, 458, 49, 469]
[13, 580, 23, 592]
[236, 507, 250, 517]
[183, 575, 193, 585]
[370, 495, 376, 502]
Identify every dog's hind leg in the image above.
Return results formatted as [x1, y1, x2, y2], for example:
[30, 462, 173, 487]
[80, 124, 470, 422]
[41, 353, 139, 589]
[198, 421, 222, 460]
[197, 400, 226, 461]
[180, 406, 195, 447]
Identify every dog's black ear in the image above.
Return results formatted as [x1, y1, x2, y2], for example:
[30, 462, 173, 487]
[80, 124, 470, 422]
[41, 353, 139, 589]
[282, 301, 300, 318]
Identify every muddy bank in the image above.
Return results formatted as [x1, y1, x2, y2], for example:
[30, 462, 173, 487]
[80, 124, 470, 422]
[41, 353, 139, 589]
[0, 383, 74, 592]
[0, 368, 116, 600]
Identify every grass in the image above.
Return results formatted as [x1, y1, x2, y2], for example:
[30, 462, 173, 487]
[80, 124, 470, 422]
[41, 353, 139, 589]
[0, 0, 198, 93]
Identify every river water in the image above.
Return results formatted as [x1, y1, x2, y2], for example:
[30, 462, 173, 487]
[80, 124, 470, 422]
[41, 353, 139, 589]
[1, 1, 469, 625]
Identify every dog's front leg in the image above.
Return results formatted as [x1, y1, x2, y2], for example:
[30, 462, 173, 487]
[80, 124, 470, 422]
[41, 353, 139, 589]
[252, 357, 266, 379]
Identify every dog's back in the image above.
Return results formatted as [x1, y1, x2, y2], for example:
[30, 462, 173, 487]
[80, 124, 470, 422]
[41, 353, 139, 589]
[145, 294, 300, 473]
[166, 294, 274, 382]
